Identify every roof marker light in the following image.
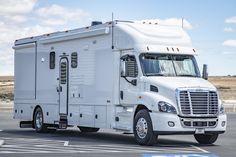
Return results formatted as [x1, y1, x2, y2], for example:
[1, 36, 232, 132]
[147, 46, 149, 51]
[155, 22, 158, 25]
[193, 49, 196, 52]
[167, 47, 169, 51]
[177, 48, 179, 52]
[149, 22, 152, 24]
[172, 48, 174, 51]
[143, 22, 145, 24]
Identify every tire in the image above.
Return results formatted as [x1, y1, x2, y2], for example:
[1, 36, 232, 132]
[194, 134, 219, 144]
[134, 109, 158, 145]
[33, 107, 47, 133]
[78, 126, 100, 133]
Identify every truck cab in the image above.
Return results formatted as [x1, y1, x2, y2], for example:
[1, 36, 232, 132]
[115, 21, 227, 145]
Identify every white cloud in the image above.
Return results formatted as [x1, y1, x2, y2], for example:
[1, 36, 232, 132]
[0, 45, 14, 65]
[225, 16, 236, 24]
[35, 4, 90, 26]
[222, 51, 236, 55]
[0, 2, 91, 76]
[222, 40, 236, 47]
[138, 18, 193, 30]
[0, 0, 37, 15]
[0, 0, 37, 24]
[224, 27, 234, 32]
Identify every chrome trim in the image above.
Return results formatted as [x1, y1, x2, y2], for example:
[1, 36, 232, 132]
[180, 117, 218, 128]
[176, 88, 219, 117]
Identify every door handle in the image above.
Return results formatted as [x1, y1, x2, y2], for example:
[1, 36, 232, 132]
[57, 86, 62, 92]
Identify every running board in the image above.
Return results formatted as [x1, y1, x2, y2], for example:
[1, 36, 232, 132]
[20, 121, 32, 128]
[113, 127, 131, 131]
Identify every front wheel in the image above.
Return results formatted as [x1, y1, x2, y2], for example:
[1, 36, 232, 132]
[134, 109, 158, 145]
[194, 134, 219, 144]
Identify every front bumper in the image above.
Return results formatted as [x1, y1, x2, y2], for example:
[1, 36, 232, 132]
[150, 112, 227, 135]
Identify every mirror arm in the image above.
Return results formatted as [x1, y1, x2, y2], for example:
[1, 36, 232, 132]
[122, 76, 137, 86]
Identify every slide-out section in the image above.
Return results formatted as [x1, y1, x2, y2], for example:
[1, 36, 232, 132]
[14, 42, 36, 100]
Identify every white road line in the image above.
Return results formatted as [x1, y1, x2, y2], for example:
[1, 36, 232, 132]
[191, 145, 209, 153]
[64, 141, 69, 146]
[0, 137, 210, 154]
[0, 140, 4, 146]
[1, 145, 78, 152]
[2, 137, 65, 143]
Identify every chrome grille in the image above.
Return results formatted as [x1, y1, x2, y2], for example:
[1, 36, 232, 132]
[179, 90, 218, 116]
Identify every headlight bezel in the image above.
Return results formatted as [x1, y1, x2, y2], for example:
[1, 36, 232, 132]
[219, 104, 225, 114]
[158, 101, 177, 114]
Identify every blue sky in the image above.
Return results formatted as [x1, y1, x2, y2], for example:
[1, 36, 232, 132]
[0, 0, 236, 76]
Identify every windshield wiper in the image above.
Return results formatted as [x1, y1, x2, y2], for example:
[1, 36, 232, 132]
[178, 74, 196, 77]
[146, 73, 164, 76]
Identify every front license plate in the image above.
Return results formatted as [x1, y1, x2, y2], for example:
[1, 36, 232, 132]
[195, 128, 205, 134]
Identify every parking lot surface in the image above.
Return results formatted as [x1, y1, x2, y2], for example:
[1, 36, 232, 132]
[0, 112, 235, 157]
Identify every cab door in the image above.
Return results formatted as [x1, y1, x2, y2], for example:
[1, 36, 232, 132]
[119, 51, 139, 105]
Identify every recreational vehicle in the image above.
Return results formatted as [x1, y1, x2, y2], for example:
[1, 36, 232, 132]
[13, 20, 226, 145]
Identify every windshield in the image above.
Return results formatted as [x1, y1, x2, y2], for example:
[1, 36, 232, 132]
[140, 53, 200, 77]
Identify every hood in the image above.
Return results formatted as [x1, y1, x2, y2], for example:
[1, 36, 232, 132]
[144, 77, 216, 91]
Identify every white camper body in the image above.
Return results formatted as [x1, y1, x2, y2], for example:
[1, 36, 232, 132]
[13, 21, 226, 145]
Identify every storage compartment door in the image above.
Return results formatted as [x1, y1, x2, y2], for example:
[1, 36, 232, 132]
[79, 105, 94, 127]
[95, 106, 107, 128]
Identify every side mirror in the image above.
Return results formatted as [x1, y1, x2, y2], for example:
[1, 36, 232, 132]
[121, 61, 127, 77]
[202, 64, 208, 80]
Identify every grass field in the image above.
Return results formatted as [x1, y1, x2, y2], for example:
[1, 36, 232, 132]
[209, 76, 236, 100]
[0, 76, 236, 102]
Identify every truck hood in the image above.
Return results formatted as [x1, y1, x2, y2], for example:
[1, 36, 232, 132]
[144, 77, 216, 91]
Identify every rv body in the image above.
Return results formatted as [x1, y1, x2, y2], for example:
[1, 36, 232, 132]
[13, 20, 226, 145]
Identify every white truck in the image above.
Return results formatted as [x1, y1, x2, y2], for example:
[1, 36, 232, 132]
[13, 20, 226, 145]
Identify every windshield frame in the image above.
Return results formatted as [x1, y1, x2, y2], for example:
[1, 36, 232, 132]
[139, 53, 201, 77]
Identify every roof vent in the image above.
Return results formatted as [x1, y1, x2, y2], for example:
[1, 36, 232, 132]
[91, 21, 102, 26]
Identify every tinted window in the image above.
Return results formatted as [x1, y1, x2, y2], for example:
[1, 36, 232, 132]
[49, 52, 55, 69]
[71, 52, 78, 68]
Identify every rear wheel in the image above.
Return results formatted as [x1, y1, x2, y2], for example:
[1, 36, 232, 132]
[194, 134, 218, 144]
[33, 107, 47, 133]
[78, 126, 100, 133]
[134, 109, 157, 145]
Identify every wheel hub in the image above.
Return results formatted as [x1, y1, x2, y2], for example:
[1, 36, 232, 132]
[35, 112, 43, 129]
[136, 117, 148, 139]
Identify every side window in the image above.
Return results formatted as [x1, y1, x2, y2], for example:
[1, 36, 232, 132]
[71, 52, 78, 68]
[49, 51, 55, 69]
[121, 55, 138, 77]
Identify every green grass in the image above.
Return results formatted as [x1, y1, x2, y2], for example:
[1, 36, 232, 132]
[217, 86, 231, 90]
[0, 93, 14, 101]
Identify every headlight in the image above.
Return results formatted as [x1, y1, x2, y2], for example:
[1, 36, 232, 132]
[219, 104, 225, 114]
[158, 101, 177, 114]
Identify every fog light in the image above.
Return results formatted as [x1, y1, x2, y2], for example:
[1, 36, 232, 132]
[168, 121, 175, 127]
[221, 121, 226, 127]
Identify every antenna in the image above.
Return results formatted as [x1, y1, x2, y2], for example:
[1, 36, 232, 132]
[182, 18, 184, 29]
[111, 12, 114, 49]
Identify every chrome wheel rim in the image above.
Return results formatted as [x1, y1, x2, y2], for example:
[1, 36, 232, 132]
[35, 111, 43, 129]
[136, 117, 148, 139]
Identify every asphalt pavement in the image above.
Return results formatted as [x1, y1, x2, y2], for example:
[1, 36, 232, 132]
[0, 111, 235, 157]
